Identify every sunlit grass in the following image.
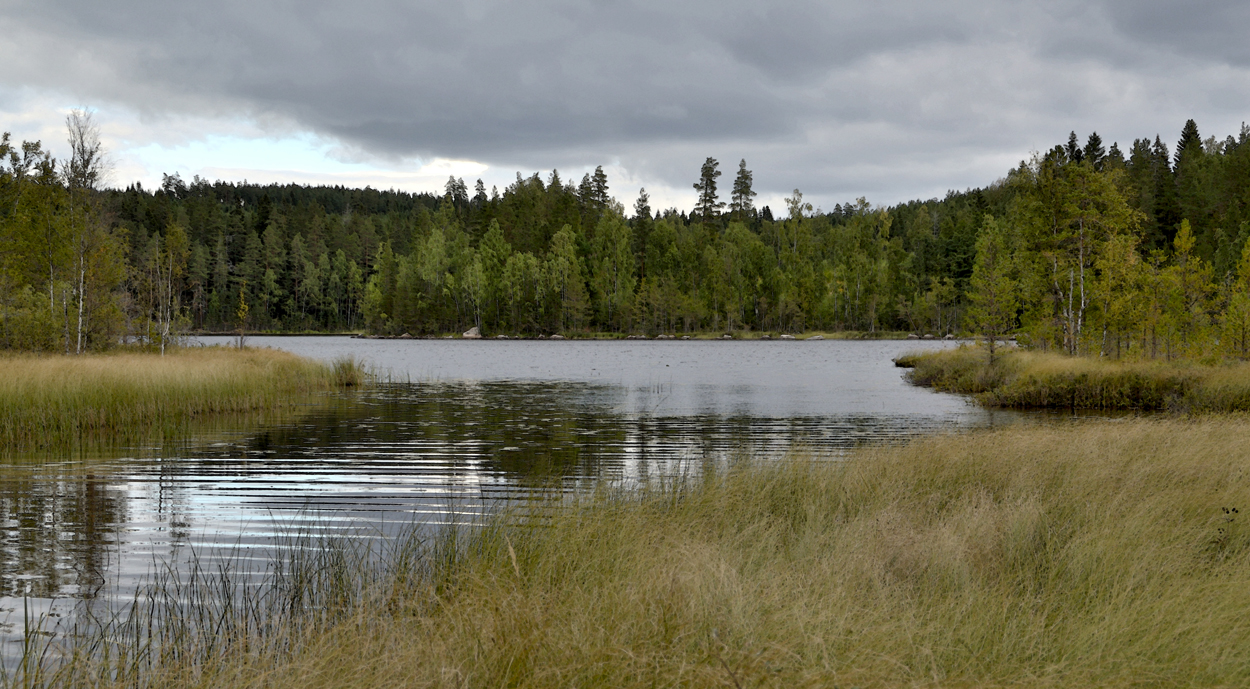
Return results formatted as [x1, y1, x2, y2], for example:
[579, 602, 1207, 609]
[898, 345, 1250, 410]
[11, 417, 1250, 687]
[0, 347, 368, 455]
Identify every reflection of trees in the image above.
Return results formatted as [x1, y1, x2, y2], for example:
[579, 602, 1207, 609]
[0, 469, 127, 598]
[229, 383, 629, 482]
[219, 383, 789, 484]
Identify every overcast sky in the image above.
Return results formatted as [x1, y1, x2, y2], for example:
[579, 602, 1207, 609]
[2, 0, 1248, 212]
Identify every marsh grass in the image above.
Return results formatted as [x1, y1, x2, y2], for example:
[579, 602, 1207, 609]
[10, 418, 1250, 687]
[0, 347, 370, 455]
[898, 345, 1250, 411]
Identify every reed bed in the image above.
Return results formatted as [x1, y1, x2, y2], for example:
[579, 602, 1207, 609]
[0, 347, 368, 454]
[11, 417, 1250, 687]
[897, 345, 1250, 411]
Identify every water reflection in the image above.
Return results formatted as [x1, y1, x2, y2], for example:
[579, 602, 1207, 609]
[1, 339, 1026, 607]
[0, 468, 125, 599]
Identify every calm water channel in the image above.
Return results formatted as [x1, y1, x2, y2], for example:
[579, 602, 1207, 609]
[1, 337, 1031, 635]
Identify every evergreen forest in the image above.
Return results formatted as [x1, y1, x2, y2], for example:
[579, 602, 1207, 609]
[3, 113, 1250, 359]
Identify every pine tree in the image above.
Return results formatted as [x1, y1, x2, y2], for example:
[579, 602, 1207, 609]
[693, 157, 724, 226]
[633, 188, 653, 278]
[729, 159, 757, 222]
[591, 166, 609, 208]
[473, 179, 487, 207]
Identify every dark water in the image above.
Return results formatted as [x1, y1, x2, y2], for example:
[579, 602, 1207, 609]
[0, 337, 1029, 630]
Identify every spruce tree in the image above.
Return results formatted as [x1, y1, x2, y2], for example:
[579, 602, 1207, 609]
[1151, 136, 1182, 247]
[1176, 119, 1202, 165]
[1084, 132, 1106, 171]
[1065, 132, 1085, 164]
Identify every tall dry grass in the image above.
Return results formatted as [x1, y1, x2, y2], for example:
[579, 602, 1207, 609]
[0, 347, 366, 454]
[19, 417, 1250, 687]
[899, 345, 1250, 410]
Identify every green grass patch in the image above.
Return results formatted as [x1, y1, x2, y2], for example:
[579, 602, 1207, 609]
[898, 346, 1250, 411]
[0, 347, 369, 455]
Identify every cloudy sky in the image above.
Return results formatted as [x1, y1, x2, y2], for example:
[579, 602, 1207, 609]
[1, 0, 1248, 212]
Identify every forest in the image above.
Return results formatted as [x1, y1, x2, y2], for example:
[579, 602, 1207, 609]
[2, 112, 1250, 358]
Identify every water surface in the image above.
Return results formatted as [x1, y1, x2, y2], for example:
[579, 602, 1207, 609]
[1, 338, 1021, 615]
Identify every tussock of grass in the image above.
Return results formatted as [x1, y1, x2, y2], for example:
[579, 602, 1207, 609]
[0, 347, 367, 453]
[899, 346, 1250, 410]
[22, 418, 1250, 687]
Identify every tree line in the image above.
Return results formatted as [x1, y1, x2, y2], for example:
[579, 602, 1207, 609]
[2, 113, 1249, 357]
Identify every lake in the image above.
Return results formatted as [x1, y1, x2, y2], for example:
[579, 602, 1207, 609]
[0, 337, 1027, 628]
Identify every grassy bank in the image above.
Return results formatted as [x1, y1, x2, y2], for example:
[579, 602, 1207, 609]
[19, 418, 1250, 687]
[0, 347, 366, 454]
[897, 345, 1250, 411]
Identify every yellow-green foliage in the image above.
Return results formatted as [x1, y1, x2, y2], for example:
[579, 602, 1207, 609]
[54, 418, 1250, 688]
[901, 345, 1250, 410]
[0, 347, 361, 453]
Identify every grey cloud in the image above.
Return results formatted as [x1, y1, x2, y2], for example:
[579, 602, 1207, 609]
[1, 0, 1248, 206]
[1099, 0, 1250, 65]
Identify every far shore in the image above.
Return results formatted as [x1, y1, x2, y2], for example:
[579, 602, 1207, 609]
[192, 329, 965, 342]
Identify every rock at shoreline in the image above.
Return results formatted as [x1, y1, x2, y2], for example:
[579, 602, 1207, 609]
[907, 333, 920, 340]
[550, 334, 565, 340]
[463, 326, 481, 339]
[779, 334, 796, 340]
[808, 335, 824, 340]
